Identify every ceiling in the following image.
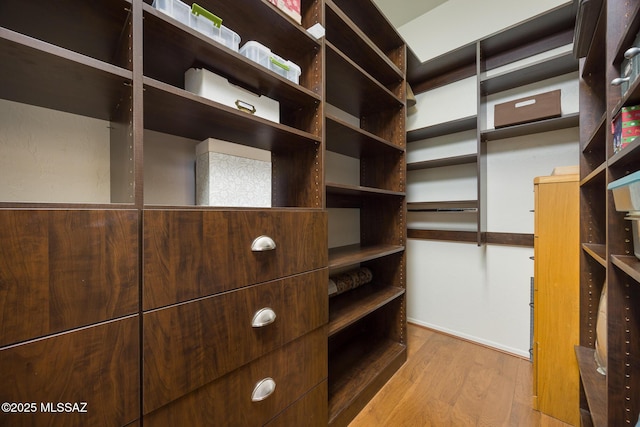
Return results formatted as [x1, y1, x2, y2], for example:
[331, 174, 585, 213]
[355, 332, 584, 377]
[372, 0, 449, 28]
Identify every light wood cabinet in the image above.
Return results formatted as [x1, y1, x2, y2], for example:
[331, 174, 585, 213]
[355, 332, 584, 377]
[532, 173, 580, 426]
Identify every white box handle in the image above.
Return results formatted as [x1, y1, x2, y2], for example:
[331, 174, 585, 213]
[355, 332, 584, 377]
[515, 99, 536, 108]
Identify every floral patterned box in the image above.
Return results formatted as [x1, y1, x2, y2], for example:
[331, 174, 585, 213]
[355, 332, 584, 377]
[196, 138, 271, 207]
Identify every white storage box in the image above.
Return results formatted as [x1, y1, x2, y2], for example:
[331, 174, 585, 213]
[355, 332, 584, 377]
[152, 0, 191, 26]
[189, 4, 240, 52]
[185, 68, 280, 123]
[608, 170, 640, 212]
[240, 41, 302, 84]
[196, 138, 271, 207]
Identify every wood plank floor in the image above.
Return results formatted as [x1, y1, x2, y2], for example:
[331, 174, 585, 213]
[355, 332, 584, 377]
[349, 324, 573, 427]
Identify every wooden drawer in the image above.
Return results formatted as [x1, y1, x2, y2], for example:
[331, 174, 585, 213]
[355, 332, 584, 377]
[265, 381, 328, 427]
[0, 316, 139, 427]
[0, 209, 139, 347]
[143, 327, 327, 426]
[143, 209, 327, 309]
[143, 269, 328, 414]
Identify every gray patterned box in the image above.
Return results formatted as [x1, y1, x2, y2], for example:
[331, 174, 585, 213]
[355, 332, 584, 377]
[196, 138, 271, 207]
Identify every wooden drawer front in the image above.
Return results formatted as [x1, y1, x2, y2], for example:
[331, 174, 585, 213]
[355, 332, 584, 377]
[0, 316, 139, 427]
[143, 209, 327, 309]
[265, 381, 328, 427]
[143, 327, 327, 426]
[143, 269, 328, 414]
[0, 209, 139, 347]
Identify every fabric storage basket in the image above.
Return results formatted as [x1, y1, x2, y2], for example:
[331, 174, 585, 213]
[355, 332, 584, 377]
[195, 138, 271, 207]
[185, 68, 280, 122]
[494, 89, 561, 128]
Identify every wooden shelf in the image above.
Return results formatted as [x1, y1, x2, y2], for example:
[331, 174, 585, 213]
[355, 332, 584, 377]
[574, 0, 604, 59]
[143, 0, 319, 65]
[613, 1, 640, 65]
[575, 346, 607, 427]
[481, 50, 578, 95]
[327, 0, 404, 68]
[143, 6, 321, 112]
[328, 338, 407, 426]
[407, 116, 477, 142]
[0, 27, 132, 120]
[326, 183, 404, 208]
[581, 162, 607, 187]
[407, 43, 476, 91]
[0, 0, 133, 69]
[326, 114, 403, 158]
[583, 112, 607, 153]
[580, 409, 595, 427]
[407, 154, 477, 171]
[611, 255, 640, 283]
[583, 243, 607, 267]
[329, 285, 405, 336]
[407, 200, 478, 212]
[582, 2, 607, 79]
[328, 244, 405, 270]
[481, 113, 579, 142]
[325, 1, 402, 87]
[143, 78, 320, 152]
[408, 229, 478, 243]
[608, 137, 640, 171]
[326, 42, 403, 118]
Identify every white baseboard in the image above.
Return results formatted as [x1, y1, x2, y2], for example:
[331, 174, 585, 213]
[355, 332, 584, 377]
[407, 317, 531, 359]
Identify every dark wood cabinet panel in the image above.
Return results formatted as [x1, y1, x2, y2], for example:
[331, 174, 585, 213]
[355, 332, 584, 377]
[143, 209, 327, 309]
[0, 316, 139, 427]
[143, 269, 328, 413]
[0, 210, 139, 347]
[143, 327, 327, 426]
[265, 381, 328, 427]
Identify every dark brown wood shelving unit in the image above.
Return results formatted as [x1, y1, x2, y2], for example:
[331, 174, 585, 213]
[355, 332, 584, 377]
[575, 346, 607, 427]
[329, 285, 405, 336]
[481, 113, 579, 141]
[577, 1, 640, 425]
[324, 0, 406, 424]
[0, 0, 330, 424]
[406, 3, 578, 246]
[407, 154, 477, 171]
[328, 243, 405, 271]
[407, 116, 477, 141]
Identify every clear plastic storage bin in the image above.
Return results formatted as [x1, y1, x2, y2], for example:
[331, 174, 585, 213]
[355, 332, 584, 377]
[152, 0, 191, 27]
[240, 41, 301, 84]
[608, 170, 640, 212]
[189, 4, 240, 52]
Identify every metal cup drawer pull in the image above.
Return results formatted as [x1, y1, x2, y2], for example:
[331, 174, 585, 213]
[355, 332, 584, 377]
[251, 307, 276, 328]
[251, 377, 276, 402]
[251, 235, 276, 252]
[624, 46, 640, 59]
[612, 76, 630, 86]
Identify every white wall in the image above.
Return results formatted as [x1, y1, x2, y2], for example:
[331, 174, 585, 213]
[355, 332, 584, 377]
[405, 10, 580, 354]
[0, 99, 111, 204]
[400, 0, 572, 62]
